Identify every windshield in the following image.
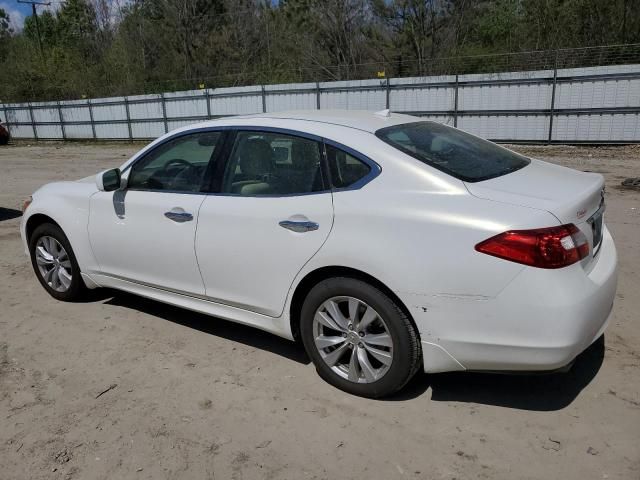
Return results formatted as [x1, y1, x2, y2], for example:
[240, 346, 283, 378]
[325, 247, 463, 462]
[376, 121, 530, 182]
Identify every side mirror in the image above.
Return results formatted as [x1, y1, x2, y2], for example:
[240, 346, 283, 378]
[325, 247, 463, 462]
[96, 168, 122, 192]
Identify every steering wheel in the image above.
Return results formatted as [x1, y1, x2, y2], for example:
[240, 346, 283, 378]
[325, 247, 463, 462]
[160, 158, 201, 191]
[162, 158, 192, 172]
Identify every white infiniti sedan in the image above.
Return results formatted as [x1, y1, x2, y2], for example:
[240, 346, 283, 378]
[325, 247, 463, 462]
[20, 110, 617, 398]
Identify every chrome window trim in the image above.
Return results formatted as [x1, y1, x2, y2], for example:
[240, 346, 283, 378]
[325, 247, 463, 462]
[119, 125, 381, 197]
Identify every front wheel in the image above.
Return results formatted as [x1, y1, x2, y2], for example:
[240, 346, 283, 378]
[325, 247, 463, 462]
[29, 223, 87, 301]
[300, 277, 422, 398]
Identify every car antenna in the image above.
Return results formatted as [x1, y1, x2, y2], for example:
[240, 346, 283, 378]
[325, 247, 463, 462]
[374, 109, 391, 118]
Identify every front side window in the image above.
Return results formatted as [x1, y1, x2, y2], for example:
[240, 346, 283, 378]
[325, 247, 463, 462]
[128, 131, 222, 192]
[376, 121, 530, 182]
[222, 131, 325, 196]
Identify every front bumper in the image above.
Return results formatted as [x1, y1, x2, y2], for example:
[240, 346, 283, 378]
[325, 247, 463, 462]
[400, 226, 618, 373]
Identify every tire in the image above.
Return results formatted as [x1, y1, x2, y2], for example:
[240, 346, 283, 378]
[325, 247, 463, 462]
[300, 277, 421, 398]
[29, 223, 87, 301]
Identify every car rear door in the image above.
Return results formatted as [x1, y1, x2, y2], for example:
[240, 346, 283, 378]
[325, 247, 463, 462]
[88, 130, 225, 295]
[195, 129, 334, 317]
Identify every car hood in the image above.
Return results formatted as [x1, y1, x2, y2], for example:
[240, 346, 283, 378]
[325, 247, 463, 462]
[77, 174, 96, 184]
[465, 158, 604, 226]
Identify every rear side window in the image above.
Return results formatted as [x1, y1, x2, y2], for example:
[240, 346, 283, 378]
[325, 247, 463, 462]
[376, 121, 530, 182]
[325, 144, 371, 189]
[221, 131, 326, 196]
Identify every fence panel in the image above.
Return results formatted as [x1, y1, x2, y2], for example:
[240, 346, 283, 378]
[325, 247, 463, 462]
[2, 63, 640, 144]
[209, 86, 263, 116]
[391, 76, 456, 113]
[265, 83, 317, 112]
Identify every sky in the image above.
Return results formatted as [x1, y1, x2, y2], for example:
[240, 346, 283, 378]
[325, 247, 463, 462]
[1, 0, 154, 32]
[1, 0, 62, 31]
[1, 0, 281, 31]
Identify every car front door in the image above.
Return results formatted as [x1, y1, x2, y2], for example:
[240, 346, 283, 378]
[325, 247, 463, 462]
[88, 130, 224, 295]
[195, 129, 334, 317]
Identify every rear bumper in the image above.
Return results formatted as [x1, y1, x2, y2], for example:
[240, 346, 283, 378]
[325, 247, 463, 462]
[401, 226, 618, 373]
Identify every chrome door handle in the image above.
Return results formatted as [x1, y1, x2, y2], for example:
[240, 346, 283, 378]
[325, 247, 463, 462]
[164, 209, 193, 223]
[279, 220, 319, 233]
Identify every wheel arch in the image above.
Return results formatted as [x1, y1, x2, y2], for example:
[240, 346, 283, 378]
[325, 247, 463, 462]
[288, 265, 420, 344]
[25, 213, 62, 242]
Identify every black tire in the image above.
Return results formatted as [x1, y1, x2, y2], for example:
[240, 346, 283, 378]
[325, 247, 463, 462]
[29, 223, 87, 301]
[300, 277, 421, 398]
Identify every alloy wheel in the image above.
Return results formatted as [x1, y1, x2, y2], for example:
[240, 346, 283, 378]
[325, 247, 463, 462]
[35, 236, 73, 292]
[312, 296, 393, 383]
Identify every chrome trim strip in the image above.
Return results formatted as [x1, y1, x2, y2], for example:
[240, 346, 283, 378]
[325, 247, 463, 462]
[588, 197, 606, 256]
[90, 271, 276, 317]
[121, 125, 381, 195]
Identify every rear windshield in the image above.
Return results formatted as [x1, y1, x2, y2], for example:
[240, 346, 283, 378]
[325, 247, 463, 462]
[376, 121, 530, 182]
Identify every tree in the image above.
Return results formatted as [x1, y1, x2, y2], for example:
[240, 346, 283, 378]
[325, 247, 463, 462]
[1, 0, 640, 102]
[0, 8, 13, 62]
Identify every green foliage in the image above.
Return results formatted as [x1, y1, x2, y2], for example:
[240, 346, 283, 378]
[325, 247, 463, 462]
[1, 0, 639, 102]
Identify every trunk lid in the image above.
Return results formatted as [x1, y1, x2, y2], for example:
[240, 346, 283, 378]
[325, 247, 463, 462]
[466, 159, 606, 266]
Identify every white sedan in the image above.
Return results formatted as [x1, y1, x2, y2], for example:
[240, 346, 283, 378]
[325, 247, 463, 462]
[20, 110, 618, 398]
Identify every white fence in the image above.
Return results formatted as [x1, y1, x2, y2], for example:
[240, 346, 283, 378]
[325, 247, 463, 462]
[2, 63, 640, 144]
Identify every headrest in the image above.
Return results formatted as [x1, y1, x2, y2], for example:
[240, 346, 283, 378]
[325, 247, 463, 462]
[237, 138, 273, 177]
[291, 141, 319, 170]
[431, 136, 448, 152]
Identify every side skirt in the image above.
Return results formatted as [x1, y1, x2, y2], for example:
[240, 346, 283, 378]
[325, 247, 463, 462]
[87, 273, 295, 340]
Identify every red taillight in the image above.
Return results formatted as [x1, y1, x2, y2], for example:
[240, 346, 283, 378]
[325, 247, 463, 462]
[475, 224, 589, 269]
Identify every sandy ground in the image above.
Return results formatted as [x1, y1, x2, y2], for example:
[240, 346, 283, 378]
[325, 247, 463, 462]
[0, 142, 639, 480]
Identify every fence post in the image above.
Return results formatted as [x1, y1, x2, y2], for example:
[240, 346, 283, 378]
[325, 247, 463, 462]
[453, 74, 459, 128]
[316, 82, 321, 110]
[386, 78, 391, 109]
[1, 104, 11, 138]
[261, 85, 267, 113]
[548, 54, 558, 145]
[88, 99, 97, 140]
[57, 101, 66, 141]
[161, 93, 168, 133]
[204, 89, 212, 119]
[124, 96, 133, 141]
[28, 102, 38, 141]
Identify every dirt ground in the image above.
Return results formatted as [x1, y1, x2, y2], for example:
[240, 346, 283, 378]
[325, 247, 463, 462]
[0, 141, 639, 480]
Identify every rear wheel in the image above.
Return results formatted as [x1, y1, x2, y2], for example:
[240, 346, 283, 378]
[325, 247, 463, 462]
[300, 277, 421, 398]
[29, 223, 87, 301]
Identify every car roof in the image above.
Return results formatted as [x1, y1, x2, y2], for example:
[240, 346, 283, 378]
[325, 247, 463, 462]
[124, 110, 425, 171]
[199, 110, 420, 134]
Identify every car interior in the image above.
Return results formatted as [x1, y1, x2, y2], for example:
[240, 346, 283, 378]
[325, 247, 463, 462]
[223, 133, 325, 195]
[127, 133, 220, 192]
